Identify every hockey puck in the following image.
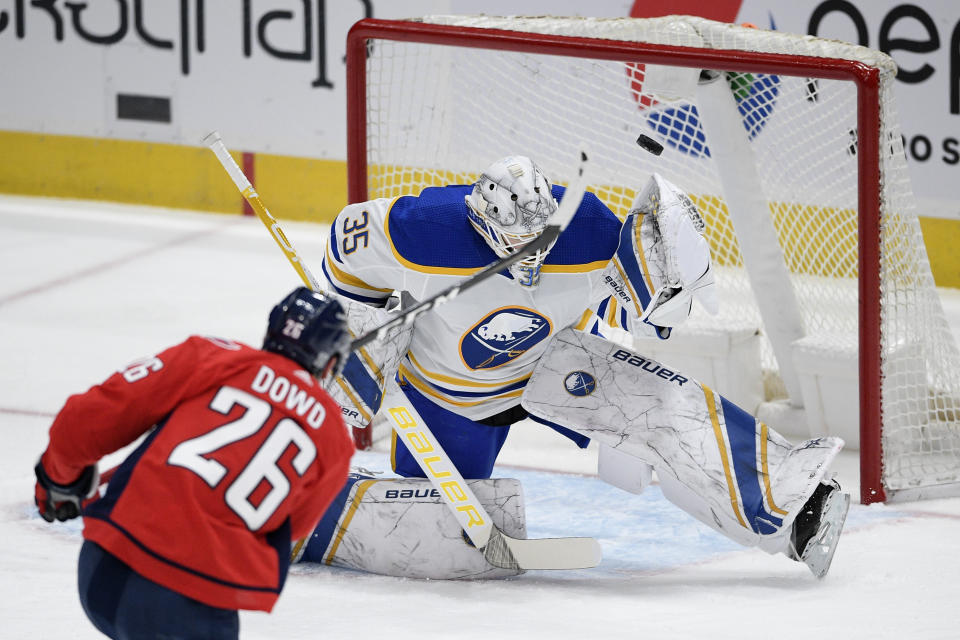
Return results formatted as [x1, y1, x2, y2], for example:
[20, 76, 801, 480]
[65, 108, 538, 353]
[636, 134, 664, 156]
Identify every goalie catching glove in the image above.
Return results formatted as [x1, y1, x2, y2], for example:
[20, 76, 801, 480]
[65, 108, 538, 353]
[602, 173, 717, 335]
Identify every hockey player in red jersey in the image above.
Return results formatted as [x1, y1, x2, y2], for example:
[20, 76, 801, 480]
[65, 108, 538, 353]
[33, 287, 354, 639]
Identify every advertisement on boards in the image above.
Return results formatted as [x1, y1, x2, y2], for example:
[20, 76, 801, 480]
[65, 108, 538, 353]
[0, 1, 956, 221]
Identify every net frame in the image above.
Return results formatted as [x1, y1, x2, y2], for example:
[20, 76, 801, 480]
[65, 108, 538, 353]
[343, 16, 944, 505]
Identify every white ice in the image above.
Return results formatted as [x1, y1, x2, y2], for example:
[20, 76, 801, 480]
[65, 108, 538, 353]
[2, 195, 960, 640]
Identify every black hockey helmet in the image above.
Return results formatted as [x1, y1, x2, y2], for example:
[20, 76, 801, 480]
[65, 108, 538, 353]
[263, 287, 351, 384]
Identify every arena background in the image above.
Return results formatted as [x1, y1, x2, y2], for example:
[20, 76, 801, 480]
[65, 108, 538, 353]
[1, 0, 957, 286]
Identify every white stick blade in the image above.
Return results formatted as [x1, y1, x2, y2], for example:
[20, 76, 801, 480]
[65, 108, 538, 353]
[491, 533, 602, 570]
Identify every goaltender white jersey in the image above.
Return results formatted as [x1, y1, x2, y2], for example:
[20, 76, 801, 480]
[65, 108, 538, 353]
[322, 184, 625, 420]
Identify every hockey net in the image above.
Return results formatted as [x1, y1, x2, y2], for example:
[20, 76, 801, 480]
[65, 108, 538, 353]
[345, 15, 960, 504]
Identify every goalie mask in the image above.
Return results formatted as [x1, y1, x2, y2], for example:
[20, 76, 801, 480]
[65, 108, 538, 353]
[465, 155, 559, 287]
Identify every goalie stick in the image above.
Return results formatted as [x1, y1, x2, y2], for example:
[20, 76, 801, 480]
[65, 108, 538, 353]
[204, 132, 600, 571]
[381, 381, 600, 570]
[203, 131, 322, 292]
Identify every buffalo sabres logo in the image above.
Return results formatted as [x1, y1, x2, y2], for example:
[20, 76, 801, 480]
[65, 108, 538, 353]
[460, 307, 552, 370]
[564, 371, 596, 396]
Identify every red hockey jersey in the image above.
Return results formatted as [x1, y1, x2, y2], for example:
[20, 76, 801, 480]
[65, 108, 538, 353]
[41, 336, 354, 612]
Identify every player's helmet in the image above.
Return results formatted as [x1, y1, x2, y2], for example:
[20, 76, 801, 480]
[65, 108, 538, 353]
[465, 156, 559, 286]
[263, 287, 351, 385]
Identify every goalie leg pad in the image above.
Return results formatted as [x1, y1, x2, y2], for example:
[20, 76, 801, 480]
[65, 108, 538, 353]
[296, 475, 526, 579]
[522, 328, 842, 549]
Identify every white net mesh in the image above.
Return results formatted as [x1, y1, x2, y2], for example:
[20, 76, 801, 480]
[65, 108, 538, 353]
[358, 15, 960, 498]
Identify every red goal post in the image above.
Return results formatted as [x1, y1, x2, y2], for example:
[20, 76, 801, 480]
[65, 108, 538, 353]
[344, 15, 960, 505]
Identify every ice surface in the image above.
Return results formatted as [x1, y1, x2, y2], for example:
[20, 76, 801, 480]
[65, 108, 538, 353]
[2, 195, 959, 639]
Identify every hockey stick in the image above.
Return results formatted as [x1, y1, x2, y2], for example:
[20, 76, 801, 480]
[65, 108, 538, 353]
[96, 133, 308, 492]
[203, 131, 322, 291]
[205, 133, 599, 569]
[382, 381, 600, 570]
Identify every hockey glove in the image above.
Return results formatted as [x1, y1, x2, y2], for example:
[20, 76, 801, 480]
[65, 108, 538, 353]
[34, 461, 99, 523]
[599, 173, 717, 336]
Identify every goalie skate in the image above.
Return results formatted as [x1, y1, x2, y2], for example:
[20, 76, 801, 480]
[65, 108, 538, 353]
[789, 481, 851, 579]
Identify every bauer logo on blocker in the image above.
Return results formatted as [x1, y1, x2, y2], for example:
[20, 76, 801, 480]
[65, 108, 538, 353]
[564, 371, 596, 396]
[460, 307, 552, 370]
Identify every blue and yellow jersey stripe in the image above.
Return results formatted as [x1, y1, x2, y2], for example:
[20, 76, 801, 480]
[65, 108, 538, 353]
[541, 259, 610, 274]
[397, 362, 528, 409]
[321, 246, 392, 305]
[407, 351, 531, 389]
